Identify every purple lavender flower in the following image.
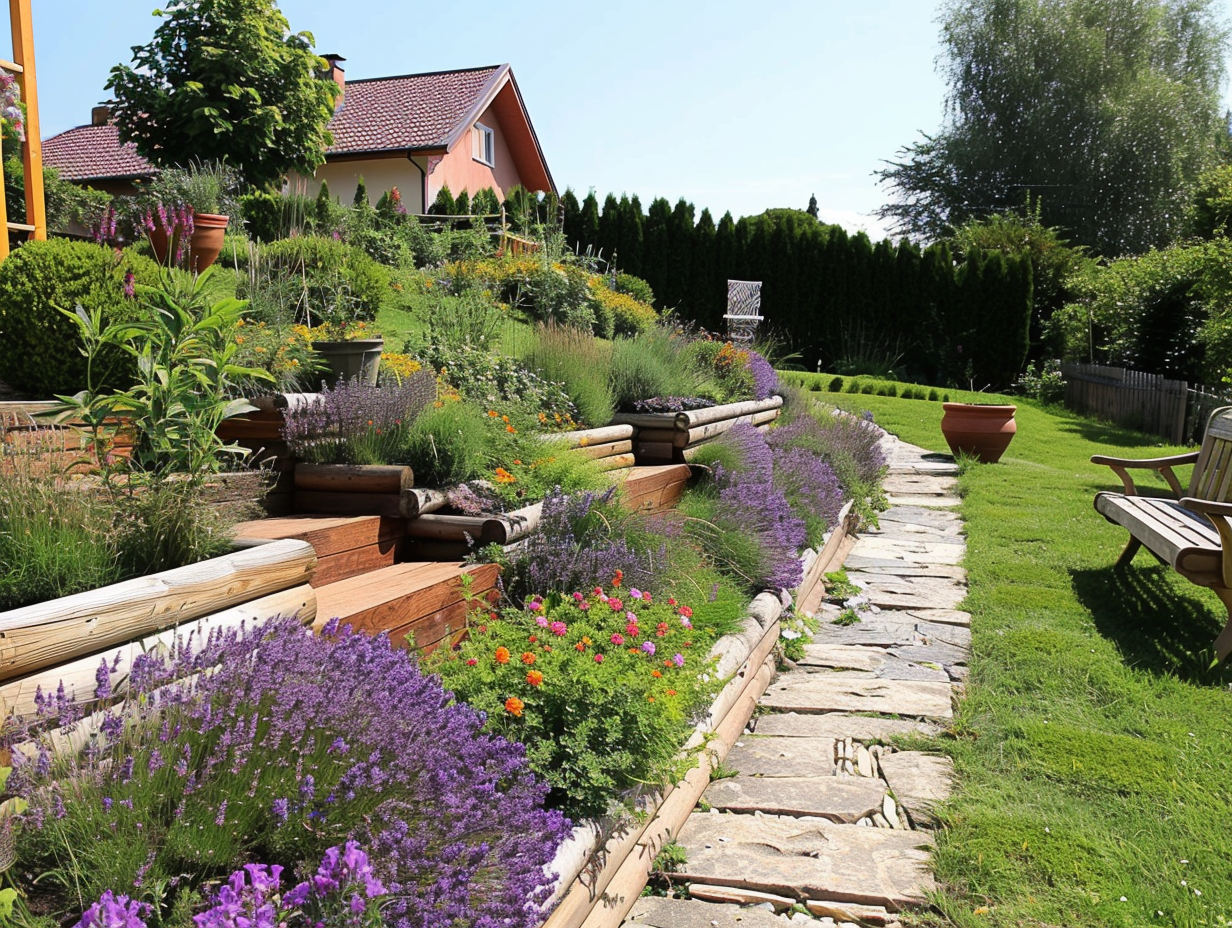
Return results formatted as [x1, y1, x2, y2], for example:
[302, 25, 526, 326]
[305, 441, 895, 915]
[746, 350, 780, 400]
[270, 797, 288, 824]
[74, 891, 151, 928]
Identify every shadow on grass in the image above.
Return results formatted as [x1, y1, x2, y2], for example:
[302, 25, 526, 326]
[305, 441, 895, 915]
[1049, 408, 1189, 451]
[1071, 562, 1232, 685]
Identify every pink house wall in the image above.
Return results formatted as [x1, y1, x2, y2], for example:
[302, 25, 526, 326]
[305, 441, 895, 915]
[428, 103, 523, 208]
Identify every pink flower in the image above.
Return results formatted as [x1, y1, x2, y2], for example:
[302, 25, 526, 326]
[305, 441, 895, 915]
[630, 588, 643, 599]
[681, 617, 693, 629]
[535, 616, 549, 628]
[678, 605, 693, 618]
[626, 611, 637, 623]
[573, 592, 585, 602]
[610, 633, 625, 646]
[608, 598, 624, 612]
[594, 654, 604, 664]
[626, 623, 640, 637]
[550, 621, 568, 637]
[578, 602, 590, 611]
[641, 641, 656, 656]
[673, 653, 685, 667]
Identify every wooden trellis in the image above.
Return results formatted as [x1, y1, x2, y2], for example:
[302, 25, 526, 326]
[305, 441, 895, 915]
[0, 0, 44, 261]
[724, 279, 762, 346]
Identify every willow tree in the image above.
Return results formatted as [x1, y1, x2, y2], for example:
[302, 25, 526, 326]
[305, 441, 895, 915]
[107, 0, 338, 190]
[877, 0, 1231, 256]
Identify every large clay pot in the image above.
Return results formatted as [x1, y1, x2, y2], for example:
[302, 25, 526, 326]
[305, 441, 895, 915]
[311, 339, 384, 387]
[940, 403, 1017, 463]
[148, 213, 230, 272]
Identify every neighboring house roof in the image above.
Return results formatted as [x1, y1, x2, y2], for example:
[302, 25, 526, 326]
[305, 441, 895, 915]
[43, 63, 555, 194]
[41, 124, 154, 181]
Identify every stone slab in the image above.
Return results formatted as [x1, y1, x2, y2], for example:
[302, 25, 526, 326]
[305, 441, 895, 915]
[726, 736, 837, 777]
[800, 643, 892, 672]
[626, 895, 791, 928]
[851, 538, 966, 565]
[884, 495, 961, 508]
[762, 673, 954, 720]
[862, 587, 966, 611]
[705, 775, 887, 822]
[750, 712, 941, 741]
[889, 642, 969, 666]
[915, 620, 972, 650]
[873, 661, 952, 683]
[811, 620, 915, 648]
[878, 507, 963, 531]
[878, 752, 954, 828]
[881, 475, 958, 496]
[853, 563, 968, 580]
[895, 608, 972, 628]
[676, 813, 934, 911]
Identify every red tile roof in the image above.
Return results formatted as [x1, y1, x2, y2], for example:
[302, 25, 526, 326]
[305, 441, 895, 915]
[43, 65, 515, 180]
[41, 124, 154, 181]
[327, 65, 503, 153]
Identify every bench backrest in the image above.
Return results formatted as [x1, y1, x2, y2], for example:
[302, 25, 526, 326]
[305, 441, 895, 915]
[1190, 406, 1232, 500]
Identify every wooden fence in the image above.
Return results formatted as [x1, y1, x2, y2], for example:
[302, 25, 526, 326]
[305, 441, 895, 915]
[1060, 362, 1189, 444]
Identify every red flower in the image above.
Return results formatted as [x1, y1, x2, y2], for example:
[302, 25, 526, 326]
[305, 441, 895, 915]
[465, 658, 478, 666]
[521, 652, 536, 665]
[526, 670, 544, 687]
[678, 605, 693, 618]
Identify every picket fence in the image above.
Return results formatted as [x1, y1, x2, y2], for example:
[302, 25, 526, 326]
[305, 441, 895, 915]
[1060, 362, 1232, 445]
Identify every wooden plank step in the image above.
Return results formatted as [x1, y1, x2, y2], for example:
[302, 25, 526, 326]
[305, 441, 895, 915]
[314, 562, 500, 652]
[234, 514, 405, 585]
[614, 464, 693, 513]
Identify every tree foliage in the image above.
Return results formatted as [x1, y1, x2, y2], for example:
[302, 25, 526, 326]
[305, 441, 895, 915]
[106, 0, 339, 190]
[877, 0, 1231, 256]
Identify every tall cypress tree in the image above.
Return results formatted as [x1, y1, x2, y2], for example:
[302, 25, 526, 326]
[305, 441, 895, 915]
[714, 211, 737, 328]
[579, 192, 601, 256]
[598, 193, 621, 267]
[560, 188, 581, 251]
[642, 198, 673, 305]
[691, 208, 718, 330]
[666, 198, 696, 311]
[620, 195, 644, 277]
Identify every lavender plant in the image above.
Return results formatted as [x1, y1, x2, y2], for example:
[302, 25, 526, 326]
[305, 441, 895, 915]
[281, 372, 437, 465]
[13, 617, 568, 928]
[746, 349, 780, 400]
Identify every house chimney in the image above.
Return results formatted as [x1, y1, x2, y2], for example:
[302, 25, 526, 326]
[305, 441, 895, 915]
[91, 105, 111, 127]
[322, 54, 345, 111]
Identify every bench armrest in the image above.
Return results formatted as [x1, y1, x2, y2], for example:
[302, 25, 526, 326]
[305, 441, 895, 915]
[1091, 451, 1199, 497]
[1183, 497, 1232, 587]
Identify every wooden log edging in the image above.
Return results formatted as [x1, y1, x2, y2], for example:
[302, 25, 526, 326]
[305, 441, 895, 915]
[0, 539, 317, 683]
[541, 593, 782, 928]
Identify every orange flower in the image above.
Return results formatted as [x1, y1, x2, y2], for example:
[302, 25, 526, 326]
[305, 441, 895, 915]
[521, 651, 536, 665]
[526, 670, 544, 687]
[652, 670, 662, 678]
[494, 647, 511, 664]
[506, 425, 516, 433]
[666, 689, 677, 696]
[574, 642, 585, 652]
[505, 696, 524, 717]
[488, 410, 499, 418]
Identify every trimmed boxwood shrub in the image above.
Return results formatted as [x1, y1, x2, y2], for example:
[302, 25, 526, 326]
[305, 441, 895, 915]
[0, 239, 159, 396]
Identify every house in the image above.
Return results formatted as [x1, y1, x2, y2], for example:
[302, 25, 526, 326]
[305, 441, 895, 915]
[41, 59, 555, 214]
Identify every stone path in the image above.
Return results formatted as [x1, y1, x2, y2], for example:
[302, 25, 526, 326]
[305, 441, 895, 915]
[624, 438, 965, 928]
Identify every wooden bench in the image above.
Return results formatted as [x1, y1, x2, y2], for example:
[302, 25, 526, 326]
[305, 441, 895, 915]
[1092, 405, 1232, 660]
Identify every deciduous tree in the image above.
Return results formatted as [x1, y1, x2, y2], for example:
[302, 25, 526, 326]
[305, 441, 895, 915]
[107, 0, 339, 190]
[877, 0, 1231, 256]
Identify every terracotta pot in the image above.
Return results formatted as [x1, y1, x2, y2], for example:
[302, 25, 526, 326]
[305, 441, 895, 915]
[147, 213, 230, 272]
[940, 403, 1017, 463]
[311, 339, 384, 387]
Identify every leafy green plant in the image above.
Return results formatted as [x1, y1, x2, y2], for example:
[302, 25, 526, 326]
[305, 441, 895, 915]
[140, 159, 240, 217]
[609, 326, 703, 412]
[401, 400, 494, 487]
[433, 585, 723, 819]
[651, 841, 688, 874]
[52, 266, 272, 483]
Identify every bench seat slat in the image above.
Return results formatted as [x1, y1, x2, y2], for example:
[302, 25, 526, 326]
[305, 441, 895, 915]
[1094, 493, 1222, 584]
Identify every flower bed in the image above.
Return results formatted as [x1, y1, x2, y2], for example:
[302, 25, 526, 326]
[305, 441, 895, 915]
[613, 395, 785, 464]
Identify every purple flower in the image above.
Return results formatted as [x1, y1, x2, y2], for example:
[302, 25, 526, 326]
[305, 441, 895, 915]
[75, 891, 151, 928]
[745, 350, 780, 400]
[271, 798, 288, 824]
[641, 641, 656, 656]
[94, 657, 112, 701]
[673, 653, 685, 667]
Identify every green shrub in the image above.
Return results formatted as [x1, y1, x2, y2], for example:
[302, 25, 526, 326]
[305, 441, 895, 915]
[0, 239, 160, 396]
[827, 375, 844, 392]
[614, 272, 655, 306]
[401, 400, 493, 486]
[929, 388, 941, 401]
[253, 236, 390, 322]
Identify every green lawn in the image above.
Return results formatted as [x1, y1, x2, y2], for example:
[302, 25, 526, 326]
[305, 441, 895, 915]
[820, 389, 1232, 928]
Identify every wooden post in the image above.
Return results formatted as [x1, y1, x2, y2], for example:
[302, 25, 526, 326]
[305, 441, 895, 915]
[8, 0, 44, 245]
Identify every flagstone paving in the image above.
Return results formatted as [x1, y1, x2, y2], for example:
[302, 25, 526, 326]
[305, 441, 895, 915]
[623, 437, 965, 928]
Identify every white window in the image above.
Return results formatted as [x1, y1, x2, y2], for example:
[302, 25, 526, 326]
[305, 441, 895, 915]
[472, 122, 494, 167]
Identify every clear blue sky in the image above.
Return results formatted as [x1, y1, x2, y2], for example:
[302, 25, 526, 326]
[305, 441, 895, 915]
[14, 0, 1232, 239]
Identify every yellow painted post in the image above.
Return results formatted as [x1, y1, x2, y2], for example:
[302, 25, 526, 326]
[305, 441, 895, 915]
[10, 0, 44, 242]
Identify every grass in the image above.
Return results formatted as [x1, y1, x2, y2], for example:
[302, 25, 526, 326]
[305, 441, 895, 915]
[819, 387, 1232, 928]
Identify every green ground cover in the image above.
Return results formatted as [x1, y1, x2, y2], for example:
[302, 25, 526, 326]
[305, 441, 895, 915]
[821, 388, 1232, 928]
